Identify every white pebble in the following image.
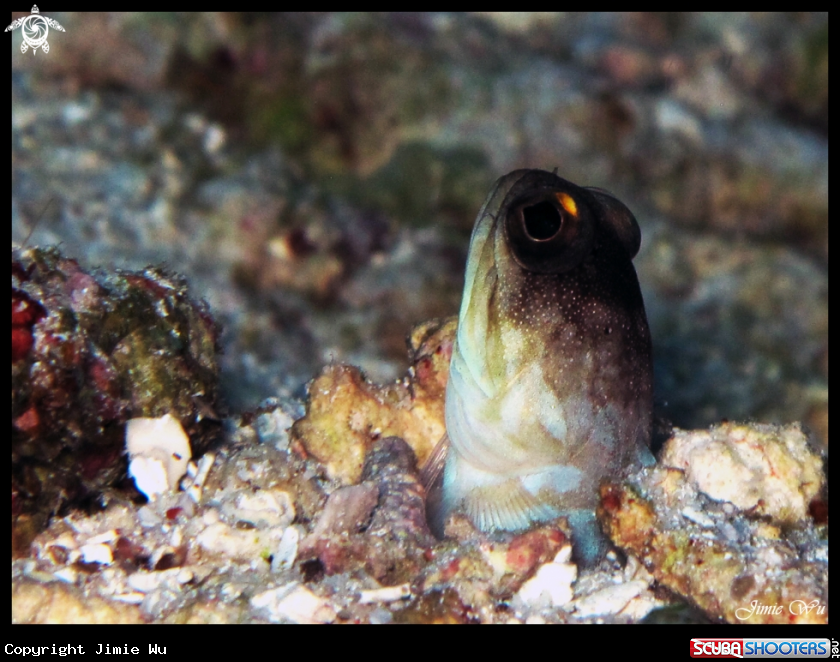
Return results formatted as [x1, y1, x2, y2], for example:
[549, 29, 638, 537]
[572, 580, 649, 618]
[202, 508, 220, 525]
[517, 561, 577, 609]
[112, 592, 145, 605]
[128, 568, 190, 594]
[681, 506, 715, 528]
[196, 522, 264, 560]
[225, 489, 295, 529]
[52, 568, 78, 584]
[138, 505, 163, 528]
[86, 530, 118, 545]
[271, 526, 300, 573]
[128, 571, 160, 593]
[79, 543, 113, 566]
[254, 409, 294, 450]
[251, 583, 336, 624]
[358, 583, 411, 604]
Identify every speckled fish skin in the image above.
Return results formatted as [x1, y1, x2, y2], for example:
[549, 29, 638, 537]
[429, 169, 653, 563]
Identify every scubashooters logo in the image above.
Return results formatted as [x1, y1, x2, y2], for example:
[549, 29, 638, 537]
[6, 6, 65, 54]
[690, 639, 831, 659]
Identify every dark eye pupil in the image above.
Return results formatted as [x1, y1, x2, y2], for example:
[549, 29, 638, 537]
[523, 201, 562, 240]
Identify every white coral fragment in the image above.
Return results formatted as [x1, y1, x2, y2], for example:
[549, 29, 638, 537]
[515, 545, 577, 609]
[126, 414, 192, 500]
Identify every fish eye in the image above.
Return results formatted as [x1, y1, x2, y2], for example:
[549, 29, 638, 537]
[522, 200, 563, 241]
[504, 190, 594, 274]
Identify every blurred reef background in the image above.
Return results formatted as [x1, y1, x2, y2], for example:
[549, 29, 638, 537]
[12, 12, 828, 443]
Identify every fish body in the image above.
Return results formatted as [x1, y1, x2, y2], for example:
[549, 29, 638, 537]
[427, 169, 653, 562]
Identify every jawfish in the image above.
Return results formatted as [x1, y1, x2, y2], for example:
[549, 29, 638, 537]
[424, 169, 653, 563]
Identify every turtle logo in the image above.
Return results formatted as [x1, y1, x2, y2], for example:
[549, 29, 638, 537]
[6, 6, 65, 55]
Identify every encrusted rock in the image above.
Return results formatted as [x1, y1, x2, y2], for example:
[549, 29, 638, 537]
[417, 515, 570, 619]
[300, 436, 434, 584]
[306, 483, 379, 541]
[599, 423, 827, 624]
[360, 436, 436, 582]
[12, 247, 222, 554]
[659, 422, 824, 524]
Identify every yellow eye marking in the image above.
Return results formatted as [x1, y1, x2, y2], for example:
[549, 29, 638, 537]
[556, 192, 578, 218]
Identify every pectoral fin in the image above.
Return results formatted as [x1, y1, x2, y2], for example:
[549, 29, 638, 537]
[420, 431, 449, 494]
[422, 432, 449, 539]
[462, 476, 559, 533]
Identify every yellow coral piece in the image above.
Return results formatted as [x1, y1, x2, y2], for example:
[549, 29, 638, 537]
[292, 317, 455, 484]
